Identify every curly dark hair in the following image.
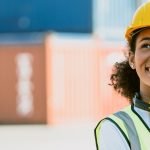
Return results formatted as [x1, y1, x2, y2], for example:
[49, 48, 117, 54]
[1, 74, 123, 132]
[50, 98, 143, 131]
[109, 31, 140, 102]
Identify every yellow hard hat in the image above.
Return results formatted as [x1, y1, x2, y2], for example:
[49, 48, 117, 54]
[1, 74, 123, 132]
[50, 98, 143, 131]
[125, 1, 150, 41]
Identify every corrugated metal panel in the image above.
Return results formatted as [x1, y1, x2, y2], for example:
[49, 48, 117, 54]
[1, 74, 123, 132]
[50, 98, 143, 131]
[46, 35, 100, 124]
[46, 34, 129, 124]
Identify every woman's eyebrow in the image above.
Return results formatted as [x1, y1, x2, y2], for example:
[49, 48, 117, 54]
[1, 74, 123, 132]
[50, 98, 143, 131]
[140, 37, 150, 42]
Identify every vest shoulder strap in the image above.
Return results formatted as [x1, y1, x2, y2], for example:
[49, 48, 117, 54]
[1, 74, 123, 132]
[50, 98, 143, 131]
[94, 116, 130, 150]
[114, 111, 141, 150]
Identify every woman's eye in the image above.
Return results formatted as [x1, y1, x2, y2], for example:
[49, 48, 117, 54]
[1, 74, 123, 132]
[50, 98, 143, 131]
[141, 44, 150, 49]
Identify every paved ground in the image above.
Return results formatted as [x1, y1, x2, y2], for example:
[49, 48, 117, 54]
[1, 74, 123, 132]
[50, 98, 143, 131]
[0, 122, 96, 150]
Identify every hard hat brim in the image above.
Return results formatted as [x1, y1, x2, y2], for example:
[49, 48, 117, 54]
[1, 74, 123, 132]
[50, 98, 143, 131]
[125, 25, 150, 41]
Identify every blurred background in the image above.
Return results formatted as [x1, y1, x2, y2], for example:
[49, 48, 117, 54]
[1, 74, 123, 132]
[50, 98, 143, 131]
[0, 0, 148, 149]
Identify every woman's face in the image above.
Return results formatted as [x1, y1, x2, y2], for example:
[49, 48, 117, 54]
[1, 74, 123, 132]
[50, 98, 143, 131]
[129, 28, 150, 100]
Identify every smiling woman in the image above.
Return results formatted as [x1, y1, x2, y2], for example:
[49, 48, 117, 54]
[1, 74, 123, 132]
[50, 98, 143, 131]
[95, 1, 150, 150]
[130, 29, 150, 104]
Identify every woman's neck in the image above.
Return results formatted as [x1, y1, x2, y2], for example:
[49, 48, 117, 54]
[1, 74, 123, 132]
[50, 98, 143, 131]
[140, 91, 150, 104]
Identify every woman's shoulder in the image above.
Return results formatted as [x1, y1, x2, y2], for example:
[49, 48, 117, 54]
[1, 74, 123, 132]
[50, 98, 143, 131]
[98, 118, 130, 150]
[95, 105, 131, 141]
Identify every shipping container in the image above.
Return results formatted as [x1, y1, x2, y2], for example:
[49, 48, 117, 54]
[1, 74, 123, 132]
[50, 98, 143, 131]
[45, 34, 129, 124]
[0, 33, 47, 124]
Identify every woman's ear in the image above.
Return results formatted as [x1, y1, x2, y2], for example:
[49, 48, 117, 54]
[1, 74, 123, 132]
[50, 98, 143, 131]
[128, 51, 135, 69]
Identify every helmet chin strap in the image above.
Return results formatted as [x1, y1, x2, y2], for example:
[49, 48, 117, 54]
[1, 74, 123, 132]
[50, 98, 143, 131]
[133, 93, 150, 112]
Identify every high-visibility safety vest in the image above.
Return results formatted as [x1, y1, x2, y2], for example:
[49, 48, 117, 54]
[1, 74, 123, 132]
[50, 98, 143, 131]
[94, 105, 150, 150]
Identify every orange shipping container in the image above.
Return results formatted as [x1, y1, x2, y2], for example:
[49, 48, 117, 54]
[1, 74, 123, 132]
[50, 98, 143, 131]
[0, 35, 47, 124]
[45, 34, 129, 124]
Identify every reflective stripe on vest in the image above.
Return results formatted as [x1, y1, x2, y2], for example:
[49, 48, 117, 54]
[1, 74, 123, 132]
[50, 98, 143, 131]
[94, 105, 150, 150]
[114, 111, 141, 150]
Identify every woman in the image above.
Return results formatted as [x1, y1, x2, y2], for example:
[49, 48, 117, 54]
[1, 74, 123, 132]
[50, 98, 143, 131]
[95, 1, 150, 150]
